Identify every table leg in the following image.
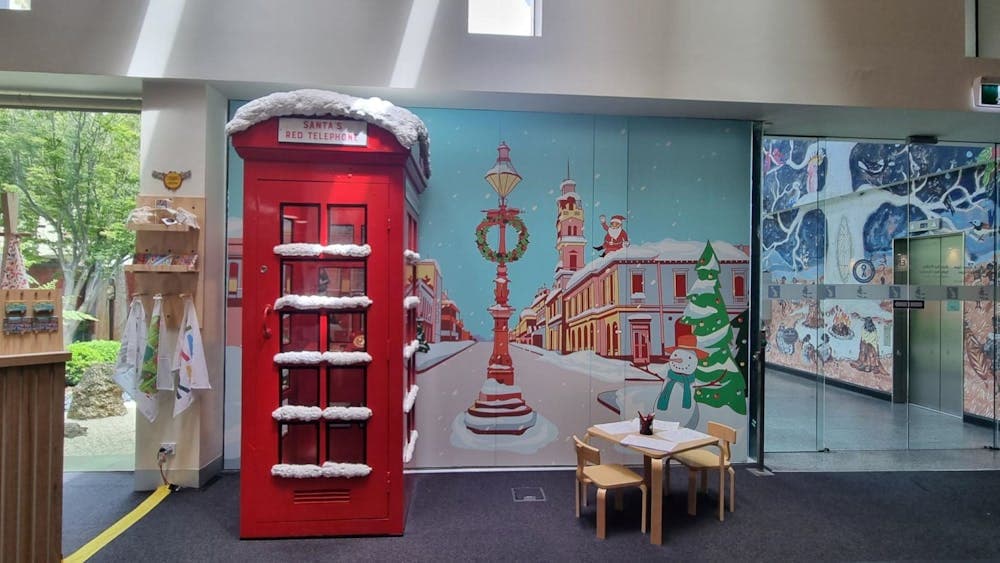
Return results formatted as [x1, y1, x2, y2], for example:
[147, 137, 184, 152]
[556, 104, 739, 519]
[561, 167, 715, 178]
[650, 457, 664, 545]
[643, 456, 652, 533]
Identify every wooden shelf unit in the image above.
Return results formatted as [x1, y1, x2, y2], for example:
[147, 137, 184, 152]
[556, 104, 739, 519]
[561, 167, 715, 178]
[127, 195, 205, 327]
[125, 264, 200, 273]
[127, 222, 199, 232]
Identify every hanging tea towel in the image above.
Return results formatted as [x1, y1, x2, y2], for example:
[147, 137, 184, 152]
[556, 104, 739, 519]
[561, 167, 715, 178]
[112, 297, 158, 422]
[172, 296, 211, 417]
[155, 298, 173, 391]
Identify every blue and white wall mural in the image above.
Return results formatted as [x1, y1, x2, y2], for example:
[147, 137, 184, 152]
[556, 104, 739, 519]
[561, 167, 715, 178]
[763, 137, 998, 418]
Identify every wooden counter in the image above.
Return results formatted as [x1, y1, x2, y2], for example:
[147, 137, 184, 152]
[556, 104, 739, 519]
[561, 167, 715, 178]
[0, 351, 71, 563]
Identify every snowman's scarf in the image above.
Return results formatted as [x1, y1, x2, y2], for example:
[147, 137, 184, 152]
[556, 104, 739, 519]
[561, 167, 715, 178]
[657, 369, 697, 410]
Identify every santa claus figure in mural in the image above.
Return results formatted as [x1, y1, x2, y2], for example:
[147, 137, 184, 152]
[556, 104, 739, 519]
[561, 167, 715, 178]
[593, 214, 629, 257]
[655, 334, 707, 429]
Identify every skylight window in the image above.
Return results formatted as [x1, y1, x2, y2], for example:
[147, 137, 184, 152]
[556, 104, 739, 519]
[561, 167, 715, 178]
[0, 0, 30, 10]
[468, 0, 541, 37]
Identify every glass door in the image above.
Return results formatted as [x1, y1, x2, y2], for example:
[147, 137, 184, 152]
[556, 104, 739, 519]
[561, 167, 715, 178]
[761, 137, 1000, 458]
[760, 136, 825, 452]
[900, 142, 998, 450]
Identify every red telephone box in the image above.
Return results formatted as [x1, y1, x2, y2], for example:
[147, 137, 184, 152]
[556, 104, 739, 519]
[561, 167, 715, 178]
[230, 92, 428, 538]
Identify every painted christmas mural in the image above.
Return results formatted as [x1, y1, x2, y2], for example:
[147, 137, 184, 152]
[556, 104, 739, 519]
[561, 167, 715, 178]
[226, 104, 752, 467]
[408, 111, 751, 467]
[763, 137, 998, 419]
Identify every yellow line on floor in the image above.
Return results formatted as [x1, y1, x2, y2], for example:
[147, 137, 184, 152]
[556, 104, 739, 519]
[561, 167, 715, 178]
[63, 484, 172, 563]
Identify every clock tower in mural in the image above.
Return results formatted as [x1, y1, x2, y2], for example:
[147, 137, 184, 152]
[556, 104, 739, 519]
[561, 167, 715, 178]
[554, 169, 585, 290]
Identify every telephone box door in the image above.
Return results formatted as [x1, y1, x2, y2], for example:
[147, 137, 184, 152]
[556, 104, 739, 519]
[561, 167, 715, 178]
[241, 177, 391, 538]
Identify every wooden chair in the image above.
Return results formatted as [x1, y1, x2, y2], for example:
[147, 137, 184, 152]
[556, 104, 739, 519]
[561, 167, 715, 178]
[573, 435, 647, 539]
[670, 422, 736, 521]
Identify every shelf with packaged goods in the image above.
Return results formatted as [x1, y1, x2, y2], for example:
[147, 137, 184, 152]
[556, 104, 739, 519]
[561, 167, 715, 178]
[125, 264, 200, 273]
[128, 195, 206, 330]
[127, 222, 199, 232]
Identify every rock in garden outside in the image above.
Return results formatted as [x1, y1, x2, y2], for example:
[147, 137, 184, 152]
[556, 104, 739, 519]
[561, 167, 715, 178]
[67, 363, 127, 419]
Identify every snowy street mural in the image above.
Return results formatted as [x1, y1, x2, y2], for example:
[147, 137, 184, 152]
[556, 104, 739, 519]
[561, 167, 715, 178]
[409, 112, 751, 466]
[228, 103, 752, 467]
[763, 137, 998, 417]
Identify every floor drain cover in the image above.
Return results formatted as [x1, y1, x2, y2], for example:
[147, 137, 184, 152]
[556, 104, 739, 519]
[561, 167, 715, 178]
[512, 486, 546, 502]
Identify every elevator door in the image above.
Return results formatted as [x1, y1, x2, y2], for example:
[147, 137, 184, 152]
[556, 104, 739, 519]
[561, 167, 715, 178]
[905, 234, 964, 416]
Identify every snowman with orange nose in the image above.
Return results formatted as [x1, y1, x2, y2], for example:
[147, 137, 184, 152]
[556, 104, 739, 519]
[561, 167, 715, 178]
[655, 334, 708, 429]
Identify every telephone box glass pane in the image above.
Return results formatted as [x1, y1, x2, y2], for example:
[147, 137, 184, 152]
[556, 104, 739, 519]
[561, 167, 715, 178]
[327, 422, 366, 463]
[328, 205, 366, 245]
[279, 423, 319, 465]
[328, 313, 366, 352]
[280, 368, 319, 407]
[281, 204, 320, 244]
[328, 367, 366, 407]
[318, 263, 366, 297]
[281, 313, 320, 351]
[281, 261, 366, 296]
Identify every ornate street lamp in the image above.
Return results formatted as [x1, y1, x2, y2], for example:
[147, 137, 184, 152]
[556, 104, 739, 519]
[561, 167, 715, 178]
[484, 142, 522, 204]
[464, 142, 537, 435]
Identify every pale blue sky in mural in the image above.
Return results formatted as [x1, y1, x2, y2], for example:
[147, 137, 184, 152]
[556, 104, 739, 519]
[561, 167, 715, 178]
[411, 108, 750, 335]
[227, 101, 752, 337]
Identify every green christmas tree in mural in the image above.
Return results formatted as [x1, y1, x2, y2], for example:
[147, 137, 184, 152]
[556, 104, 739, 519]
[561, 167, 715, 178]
[680, 241, 747, 415]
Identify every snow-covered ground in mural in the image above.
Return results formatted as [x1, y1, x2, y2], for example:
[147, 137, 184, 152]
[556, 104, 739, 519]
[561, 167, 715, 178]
[413, 341, 634, 466]
[525, 344, 662, 383]
[416, 340, 477, 372]
[449, 412, 559, 454]
[410, 341, 749, 466]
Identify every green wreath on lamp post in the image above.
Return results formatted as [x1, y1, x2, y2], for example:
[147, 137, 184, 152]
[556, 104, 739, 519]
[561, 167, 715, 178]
[475, 214, 530, 264]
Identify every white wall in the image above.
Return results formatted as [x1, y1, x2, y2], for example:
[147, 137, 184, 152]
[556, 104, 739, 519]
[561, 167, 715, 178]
[134, 81, 226, 490]
[1, 0, 999, 112]
[979, 0, 1000, 59]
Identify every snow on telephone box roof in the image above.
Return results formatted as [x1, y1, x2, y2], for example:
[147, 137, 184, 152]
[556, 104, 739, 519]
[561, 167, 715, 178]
[225, 89, 431, 177]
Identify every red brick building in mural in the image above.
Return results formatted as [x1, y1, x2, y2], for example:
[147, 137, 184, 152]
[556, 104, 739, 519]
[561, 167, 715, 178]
[440, 292, 471, 342]
[410, 259, 470, 344]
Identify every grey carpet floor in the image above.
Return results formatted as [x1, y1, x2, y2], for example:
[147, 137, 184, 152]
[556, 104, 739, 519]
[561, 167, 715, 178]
[64, 468, 1000, 562]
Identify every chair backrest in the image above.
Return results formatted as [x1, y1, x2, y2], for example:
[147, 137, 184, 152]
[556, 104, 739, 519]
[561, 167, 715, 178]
[707, 422, 737, 463]
[572, 435, 601, 475]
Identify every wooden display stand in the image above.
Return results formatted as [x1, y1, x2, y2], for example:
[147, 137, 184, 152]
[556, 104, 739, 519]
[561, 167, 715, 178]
[126, 195, 204, 327]
[0, 288, 62, 355]
[0, 192, 69, 562]
[0, 351, 71, 563]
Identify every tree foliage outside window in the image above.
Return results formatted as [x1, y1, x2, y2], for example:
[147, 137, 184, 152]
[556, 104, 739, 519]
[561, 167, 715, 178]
[0, 109, 139, 344]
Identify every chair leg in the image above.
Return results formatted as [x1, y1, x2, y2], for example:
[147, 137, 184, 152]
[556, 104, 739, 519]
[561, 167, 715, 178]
[728, 467, 735, 513]
[575, 480, 581, 518]
[596, 488, 608, 539]
[687, 469, 697, 516]
[639, 483, 648, 534]
[718, 468, 725, 522]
